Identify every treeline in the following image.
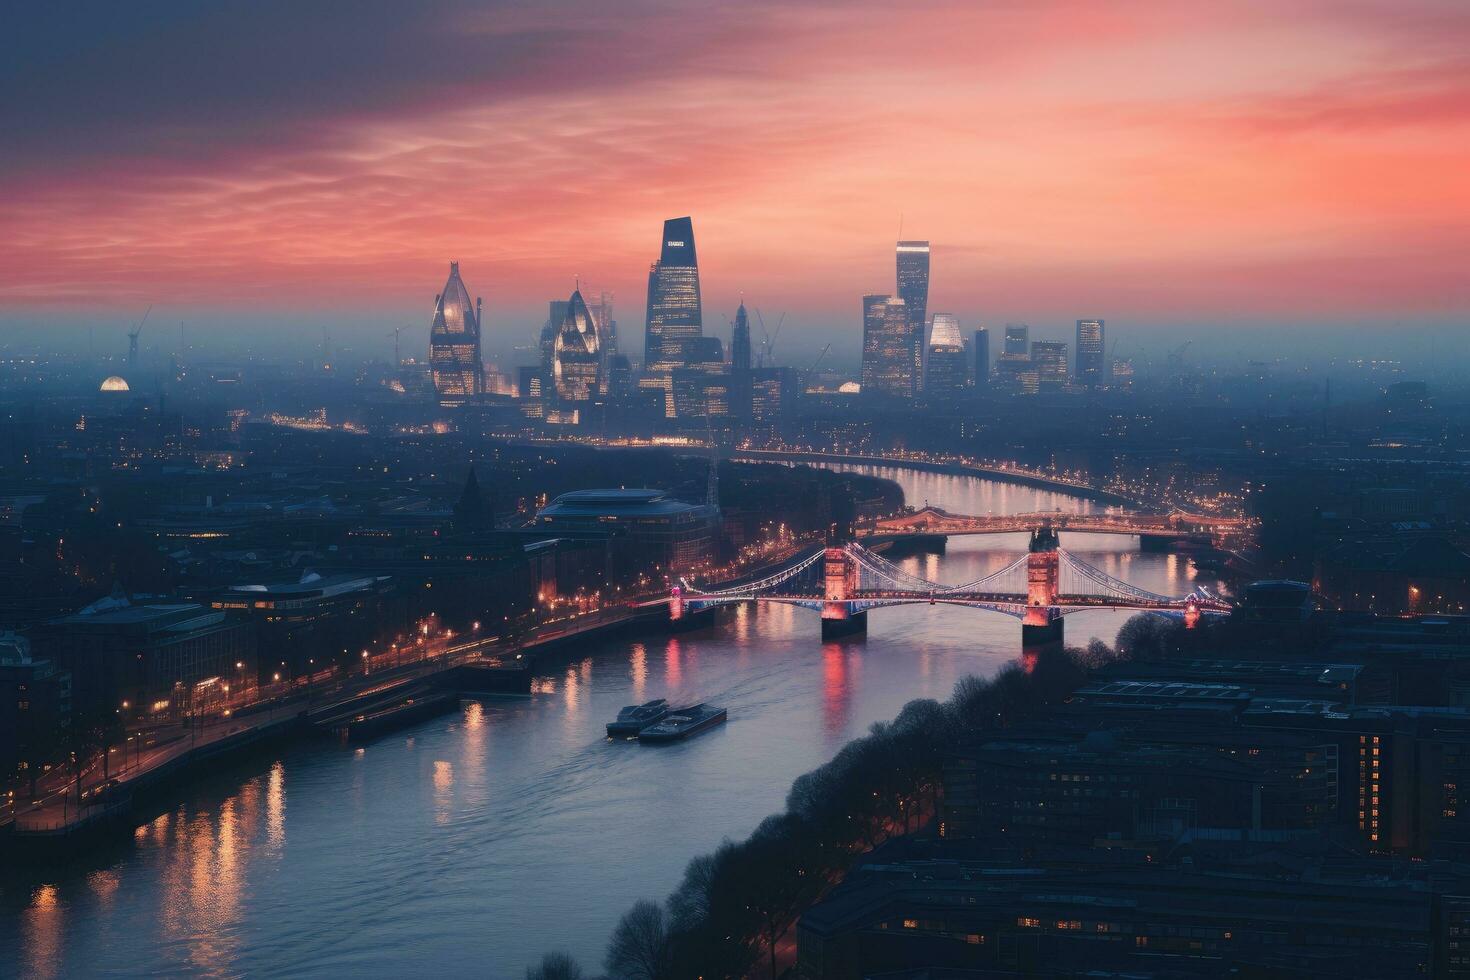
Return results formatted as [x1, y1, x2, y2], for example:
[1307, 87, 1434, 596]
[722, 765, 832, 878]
[529, 616, 1181, 980]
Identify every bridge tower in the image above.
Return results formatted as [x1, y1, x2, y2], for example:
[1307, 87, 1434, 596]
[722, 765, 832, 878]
[821, 547, 866, 639]
[1022, 525, 1064, 647]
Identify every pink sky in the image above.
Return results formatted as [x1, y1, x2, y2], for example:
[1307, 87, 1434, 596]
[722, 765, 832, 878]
[1, 0, 1467, 353]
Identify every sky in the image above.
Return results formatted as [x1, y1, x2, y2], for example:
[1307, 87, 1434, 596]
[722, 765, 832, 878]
[1, 0, 1467, 368]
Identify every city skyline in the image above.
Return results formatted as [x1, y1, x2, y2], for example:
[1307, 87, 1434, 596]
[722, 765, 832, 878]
[2, 2, 1467, 366]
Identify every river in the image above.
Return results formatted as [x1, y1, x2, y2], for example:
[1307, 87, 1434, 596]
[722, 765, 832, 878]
[1, 464, 1220, 979]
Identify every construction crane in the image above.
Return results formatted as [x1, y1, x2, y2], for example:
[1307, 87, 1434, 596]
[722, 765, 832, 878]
[754, 308, 785, 368]
[808, 343, 832, 373]
[127, 305, 152, 367]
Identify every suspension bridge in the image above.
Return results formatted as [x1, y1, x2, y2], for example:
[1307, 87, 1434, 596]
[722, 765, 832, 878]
[672, 526, 1231, 645]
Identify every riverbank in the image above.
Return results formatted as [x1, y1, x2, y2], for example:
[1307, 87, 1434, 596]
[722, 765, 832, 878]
[0, 601, 699, 861]
[732, 448, 1141, 507]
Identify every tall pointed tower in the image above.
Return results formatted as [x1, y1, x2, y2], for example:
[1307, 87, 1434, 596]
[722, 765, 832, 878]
[429, 261, 484, 405]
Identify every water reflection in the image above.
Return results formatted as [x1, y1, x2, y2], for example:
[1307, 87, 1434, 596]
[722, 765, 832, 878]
[0, 468, 1217, 979]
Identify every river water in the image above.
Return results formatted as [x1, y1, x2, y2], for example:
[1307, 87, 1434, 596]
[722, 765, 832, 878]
[2, 465, 1219, 979]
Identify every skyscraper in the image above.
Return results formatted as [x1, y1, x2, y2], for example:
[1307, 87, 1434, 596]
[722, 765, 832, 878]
[1076, 318, 1106, 387]
[925, 314, 967, 402]
[861, 294, 912, 398]
[896, 241, 930, 398]
[429, 261, 484, 405]
[1031, 341, 1068, 388]
[643, 217, 703, 369]
[730, 301, 752, 420]
[540, 299, 571, 376]
[996, 323, 1031, 387]
[552, 289, 601, 402]
[973, 327, 990, 392]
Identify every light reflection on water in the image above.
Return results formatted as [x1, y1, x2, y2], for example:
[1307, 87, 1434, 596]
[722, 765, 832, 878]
[0, 468, 1217, 979]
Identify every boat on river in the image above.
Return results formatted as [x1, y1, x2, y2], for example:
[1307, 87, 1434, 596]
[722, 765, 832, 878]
[606, 698, 670, 738]
[637, 703, 727, 743]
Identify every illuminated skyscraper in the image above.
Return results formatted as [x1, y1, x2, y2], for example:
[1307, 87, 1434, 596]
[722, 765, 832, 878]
[1031, 340, 1068, 388]
[996, 323, 1031, 387]
[924, 314, 967, 402]
[861, 294, 912, 398]
[1076, 318, 1106, 387]
[429, 261, 484, 405]
[896, 241, 930, 398]
[553, 289, 602, 402]
[643, 217, 703, 369]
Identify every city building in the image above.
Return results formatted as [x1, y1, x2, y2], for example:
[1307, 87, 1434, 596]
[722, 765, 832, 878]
[924, 314, 967, 402]
[539, 299, 571, 376]
[534, 489, 717, 576]
[996, 323, 1031, 386]
[972, 327, 989, 393]
[29, 593, 255, 722]
[428, 262, 484, 405]
[1031, 340, 1068, 388]
[643, 217, 703, 370]
[552, 289, 602, 402]
[0, 631, 70, 789]
[1076, 317, 1106, 387]
[213, 572, 398, 684]
[896, 241, 930, 397]
[730, 301, 752, 421]
[860, 294, 913, 398]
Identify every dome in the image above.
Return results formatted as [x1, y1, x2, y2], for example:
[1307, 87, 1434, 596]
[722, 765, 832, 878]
[100, 376, 130, 392]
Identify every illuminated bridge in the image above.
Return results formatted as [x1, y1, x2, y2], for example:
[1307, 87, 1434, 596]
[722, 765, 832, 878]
[867, 506, 1252, 550]
[672, 526, 1231, 645]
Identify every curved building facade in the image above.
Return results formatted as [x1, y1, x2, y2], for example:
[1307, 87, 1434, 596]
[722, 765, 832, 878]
[553, 289, 602, 402]
[429, 261, 484, 405]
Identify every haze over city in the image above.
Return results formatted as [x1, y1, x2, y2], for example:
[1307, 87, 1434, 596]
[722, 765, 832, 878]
[3, 0, 1468, 369]
[3, 4, 1470, 980]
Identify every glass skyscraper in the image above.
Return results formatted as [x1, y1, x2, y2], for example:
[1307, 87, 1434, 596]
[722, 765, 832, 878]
[896, 241, 930, 398]
[1076, 318, 1106, 387]
[643, 216, 703, 370]
[1031, 340, 1069, 388]
[924, 313, 967, 402]
[861, 294, 913, 398]
[730, 301, 752, 420]
[429, 261, 484, 405]
[552, 289, 602, 402]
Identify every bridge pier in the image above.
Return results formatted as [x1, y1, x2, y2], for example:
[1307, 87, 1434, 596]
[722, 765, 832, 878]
[1021, 617, 1064, 649]
[821, 611, 867, 640]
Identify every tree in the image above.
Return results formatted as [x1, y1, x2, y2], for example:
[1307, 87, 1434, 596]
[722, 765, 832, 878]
[605, 900, 672, 980]
[526, 952, 583, 980]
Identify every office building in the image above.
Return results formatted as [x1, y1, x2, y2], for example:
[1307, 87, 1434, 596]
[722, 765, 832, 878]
[1076, 317, 1106, 387]
[730, 301, 752, 420]
[428, 262, 484, 405]
[996, 323, 1031, 385]
[1032, 340, 1068, 388]
[924, 314, 967, 402]
[972, 327, 989, 392]
[860, 294, 913, 398]
[896, 241, 930, 397]
[535, 489, 717, 576]
[31, 594, 255, 721]
[552, 290, 601, 402]
[0, 632, 70, 788]
[643, 217, 703, 370]
[539, 299, 571, 376]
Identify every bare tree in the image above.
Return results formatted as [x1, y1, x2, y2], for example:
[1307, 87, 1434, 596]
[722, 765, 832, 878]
[526, 951, 584, 980]
[605, 900, 672, 980]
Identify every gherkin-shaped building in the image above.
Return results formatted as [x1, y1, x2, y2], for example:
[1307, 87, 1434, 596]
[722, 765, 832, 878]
[553, 289, 601, 402]
[429, 261, 484, 405]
